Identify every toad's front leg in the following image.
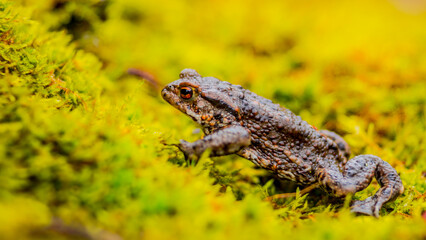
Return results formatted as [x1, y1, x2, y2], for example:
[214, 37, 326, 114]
[178, 125, 251, 161]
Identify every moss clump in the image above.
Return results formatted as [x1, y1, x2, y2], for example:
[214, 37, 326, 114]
[1, 0, 426, 239]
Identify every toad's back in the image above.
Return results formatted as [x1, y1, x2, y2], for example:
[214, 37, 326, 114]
[232, 87, 345, 183]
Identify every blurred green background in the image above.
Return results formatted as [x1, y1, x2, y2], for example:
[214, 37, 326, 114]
[0, 0, 425, 239]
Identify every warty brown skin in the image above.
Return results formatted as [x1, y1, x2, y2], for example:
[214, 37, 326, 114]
[161, 68, 404, 217]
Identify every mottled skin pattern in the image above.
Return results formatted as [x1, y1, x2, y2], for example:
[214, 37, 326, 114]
[162, 69, 404, 217]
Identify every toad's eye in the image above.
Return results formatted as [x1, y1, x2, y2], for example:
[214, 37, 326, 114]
[180, 87, 193, 99]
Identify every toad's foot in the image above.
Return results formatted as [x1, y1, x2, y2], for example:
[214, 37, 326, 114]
[177, 140, 200, 163]
[351, 178, 404, 217]
[351, 196, 378, 216]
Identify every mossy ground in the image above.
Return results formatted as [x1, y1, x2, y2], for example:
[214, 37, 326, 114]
[1, 0, 425, 239]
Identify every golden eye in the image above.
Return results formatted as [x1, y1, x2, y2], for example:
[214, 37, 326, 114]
[180, 87, 193, 99]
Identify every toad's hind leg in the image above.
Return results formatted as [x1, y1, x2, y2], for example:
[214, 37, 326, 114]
[319, 130, 351, 159]
[317, 155, 403, 217]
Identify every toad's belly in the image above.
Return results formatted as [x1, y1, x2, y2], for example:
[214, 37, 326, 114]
[238, 147, 317, 184]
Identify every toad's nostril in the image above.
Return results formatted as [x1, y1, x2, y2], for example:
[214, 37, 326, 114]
[161, 88, 168, 97]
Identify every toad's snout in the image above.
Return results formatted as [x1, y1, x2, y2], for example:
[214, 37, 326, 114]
[161, 84, 174, 100]
[161, 84, 180, 106]
[161, 87, 168, 99]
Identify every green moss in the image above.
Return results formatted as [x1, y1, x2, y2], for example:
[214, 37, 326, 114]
[1, 0, 426, 239]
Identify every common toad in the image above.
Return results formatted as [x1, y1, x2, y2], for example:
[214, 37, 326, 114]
[161, 69, 404, 217]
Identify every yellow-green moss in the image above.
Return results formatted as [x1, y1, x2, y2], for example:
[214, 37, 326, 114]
[1, 0, 426, 239]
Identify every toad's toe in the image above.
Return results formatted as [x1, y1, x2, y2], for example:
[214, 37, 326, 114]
[350, 197, 378, 217]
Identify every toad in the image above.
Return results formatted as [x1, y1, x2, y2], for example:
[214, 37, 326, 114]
[161, 69, 404, 217]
